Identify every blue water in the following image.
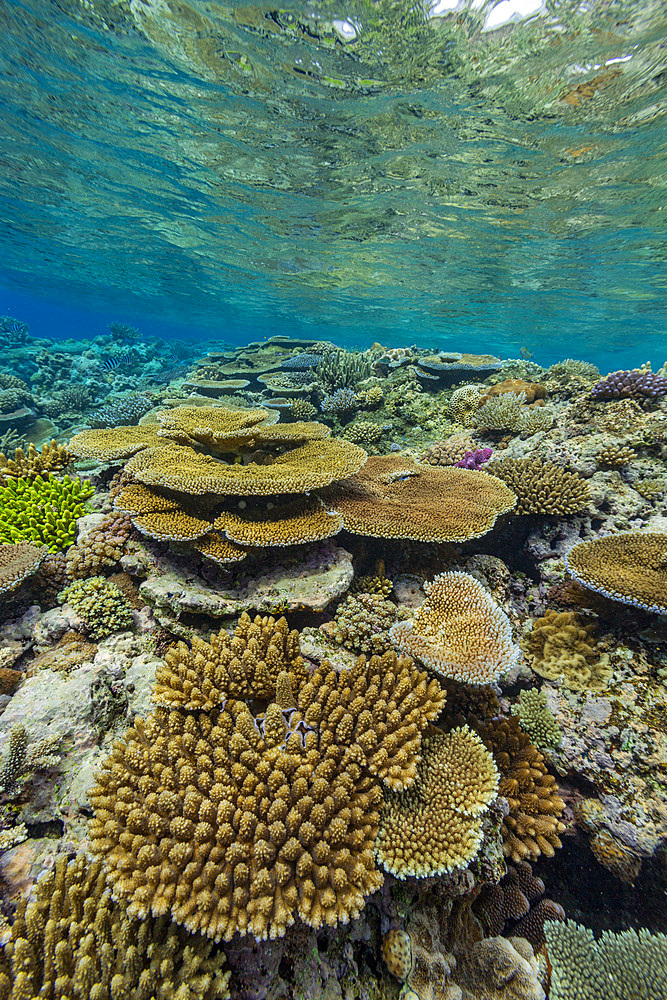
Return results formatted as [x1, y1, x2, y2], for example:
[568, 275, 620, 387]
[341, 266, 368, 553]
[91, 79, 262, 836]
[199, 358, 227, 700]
[0, 0, 665, 368]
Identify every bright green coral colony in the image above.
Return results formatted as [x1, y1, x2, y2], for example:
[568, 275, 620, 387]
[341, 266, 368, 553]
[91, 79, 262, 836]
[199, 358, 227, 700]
[0, 474, 93, 552]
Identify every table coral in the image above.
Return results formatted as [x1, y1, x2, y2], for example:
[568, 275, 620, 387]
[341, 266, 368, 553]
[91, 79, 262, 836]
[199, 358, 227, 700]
[487, 458, 590, 515]
[0, 854, 230, 1000]
[89, 652, 445, 942]
[545, 919, 667, 1000]
[58, 575, 134, 639]
[0, 474, 94, 552]
[564, 531, 667, 614]
[328, 455, 516, 543]
[479, 716, 566, 863]
[389, 571, 520, 685]
[375, 726, 499, 878]
[0, 541, 47, 595]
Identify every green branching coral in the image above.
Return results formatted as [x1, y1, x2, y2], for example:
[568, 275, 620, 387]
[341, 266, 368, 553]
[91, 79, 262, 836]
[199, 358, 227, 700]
[510, 689, 562, 750]
[545, 919, 667, 1000]
[58, 576, 134, 639]
[0, 474, 93, 552]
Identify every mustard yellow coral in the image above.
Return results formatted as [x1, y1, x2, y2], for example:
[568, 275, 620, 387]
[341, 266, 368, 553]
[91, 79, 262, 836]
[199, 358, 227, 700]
[67, 425, 161, 461]
[328, 455, 516, 542]
[375, 725, 499, 878]
[522, 609, 612, 691]
[489, 458, 590, 515]
[564, 530, 667, 614]
[214, 497, 343, 547]
[390, 571, 520, 684]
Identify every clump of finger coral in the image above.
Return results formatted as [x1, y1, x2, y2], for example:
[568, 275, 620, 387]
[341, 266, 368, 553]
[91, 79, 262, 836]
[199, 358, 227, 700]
[479, 716, 566, 863]
[65, 512, 133, 579]
[0, 474, 94, 552]
[522, 609, 612, 691]
[488, 458, 590, 515]
[58, 576, 134, 639]
[511, 688, 562, 749]
[89, 651, 446, 942]
[0, 854, 230, 1000]
[331, 592, 410, 654]
[390, 571, 520, 685]
[153, 612, 309, 711]
[0, 440, 71, 485]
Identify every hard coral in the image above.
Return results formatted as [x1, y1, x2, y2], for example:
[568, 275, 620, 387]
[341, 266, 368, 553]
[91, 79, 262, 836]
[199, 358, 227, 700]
[0, 474, 94, 552]
[545, 920, 667, 1000]
[479, 716, 566, 863]
[154, 612, 308, 711]
[522, 610, 612, 691]
[65, 511, 133, 579]
[331, 592, 408, 654]
[488, 458, 590, 515]
[375, 725, 499, 878]
[0, 854, 230, 1000]
[510, 688, 562, 749]
[89, 653, 445, 942]
[328, 455, 516, 543]
[58, 575, 134, 639]
[390, 571, 520, 685]
[480, 379, 547, 404]
[564, 531, 667, 614]
[0, 440, 71, 485]
[473, 859, 565, 947]
[591, 367, 667, 404]
[0, 541, 47, 595]
[420, 431, 477, 466]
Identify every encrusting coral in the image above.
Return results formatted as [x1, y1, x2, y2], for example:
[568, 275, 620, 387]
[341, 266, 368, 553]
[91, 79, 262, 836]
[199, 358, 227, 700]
[522, 610, 612, 691]
[327, 455, 516, 543]
[510, 689, 562, 749]
[0, 540, 47, 595]
[153, 612, 309, 711]
[0, 474, 94, 552]
[0, 854, 231, 1000]
[479, 716, 566, 863]
[487, 458, 590, 515]
[89, 650, 446, 942]
[564, 531, 667, 614]
[389, 571, 520, 685]
[58, 576, 134, 639]
[375, 725, 499, 878]
[544, 919, 667, 1000]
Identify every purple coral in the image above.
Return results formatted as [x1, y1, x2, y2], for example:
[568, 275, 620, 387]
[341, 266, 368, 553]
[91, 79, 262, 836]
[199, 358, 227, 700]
[455, 448, 493, 470]
[591, 368, 667, 404]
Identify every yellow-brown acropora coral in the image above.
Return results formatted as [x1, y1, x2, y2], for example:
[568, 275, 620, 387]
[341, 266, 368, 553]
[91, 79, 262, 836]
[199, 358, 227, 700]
[327, 454, 516, 542]
[0, 440, 71, 484]
[564, 530, 667, 614]
[89, 651, 446, 942]
[478, 716, 566, 863]
[390, 571, 520, 684]
[0, 854, 230, 1000]
[0, 540, 47, 595]
[375, 725, 499, 878]
[488, 458, 590, 515]
[153, 612, 309, 711]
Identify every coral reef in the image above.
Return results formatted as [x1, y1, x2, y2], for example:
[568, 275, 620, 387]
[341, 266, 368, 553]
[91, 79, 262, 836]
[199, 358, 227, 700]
[473, 860, 565, 947]
[390, 571, 520, 684]
[0, 541, 47, 595]
[421, 431, 477, 466]
[545, 920, 667, 1000]
[328, 455, 516, 542]
[564, 531, 667, 613]
[65, 512, 133, 579]
[330, 592, 408, 654]
[591, 367, 667, 404]
[89, 650, 446, 942]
